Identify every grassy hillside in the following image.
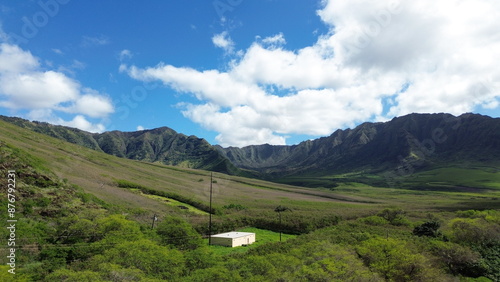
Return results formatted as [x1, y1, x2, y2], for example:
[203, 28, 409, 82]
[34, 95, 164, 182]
[1, 118, 499, 221]
[0, 115, 241, 175]
[0, 119, 373, 220]
[1, 119, 499, 280]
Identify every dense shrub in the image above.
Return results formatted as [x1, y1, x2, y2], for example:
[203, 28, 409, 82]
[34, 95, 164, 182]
[359, 216, 389, 226]
[430, 241, 486, 277]
[90, 239, 186, 280]
[44, 269, 103, 282]
[356, 237, 442, 281]
[156, 216, 204, 250]
[377, 208, 411, 226]
[413, 220, 442, 237]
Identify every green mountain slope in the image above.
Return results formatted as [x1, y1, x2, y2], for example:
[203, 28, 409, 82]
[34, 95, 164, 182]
[0, 118, 378, 216]
[0, 116, 240, 175]
[2, 113, 499, 189]
[218, 113, 500, 188]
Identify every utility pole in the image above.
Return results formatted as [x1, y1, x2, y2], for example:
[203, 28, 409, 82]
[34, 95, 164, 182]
[151, 214, 158, 229]
[279, 212, 282, 242]
[274, 206, 291, 242]
[208, 172, 213, 245]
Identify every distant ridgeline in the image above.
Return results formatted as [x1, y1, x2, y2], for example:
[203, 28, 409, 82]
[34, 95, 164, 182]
[1, 113, 499, 186]
[217, 113, 500, 178]
[0, 116, 239, 175]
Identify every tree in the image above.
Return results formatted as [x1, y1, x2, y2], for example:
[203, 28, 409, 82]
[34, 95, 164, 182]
[274, 205, 291, 242]
[183, 266, 242, 282]
[95, 239, 186, 280]
[430, 241, 485, 276]
[413, 220, 442, 237]
[156, 216, 203, 250]
[185, 247, 218, 273]
[44, 269, 103, 282]
[377, 208, 410, 226]
[356, 237, 436, 281]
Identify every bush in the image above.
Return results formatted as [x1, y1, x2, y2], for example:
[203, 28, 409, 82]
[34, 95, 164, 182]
[377, 208, 410, 226]
[94, 239, 186, 280]
[449, 218, 500, 246]
[185, 247, 218, 273]
[156, 216, 203, 250]
[356, 237, 440, 281]
[223, 204, 247, 211]
[413, 221, 442, 237]
[44, 269, 103, 282]
[430, 241, 486, 277]
[183, 266, 242, 282]
[359, 216, 389, 226]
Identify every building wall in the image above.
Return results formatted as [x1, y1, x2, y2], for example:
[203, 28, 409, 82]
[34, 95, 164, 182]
[231, 234, 256, 247]
[210, 237, 232, 247]
[211, 234, 256, 247]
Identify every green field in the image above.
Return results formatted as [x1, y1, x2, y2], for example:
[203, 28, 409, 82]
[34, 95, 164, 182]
[403, 167, 500, 189]
[206, 227, 297, 256]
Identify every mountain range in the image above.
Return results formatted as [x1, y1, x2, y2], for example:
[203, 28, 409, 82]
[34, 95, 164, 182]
[218, 113, 500, 176]
[1, 113, 499, 187]
[0, 115, 239, 175]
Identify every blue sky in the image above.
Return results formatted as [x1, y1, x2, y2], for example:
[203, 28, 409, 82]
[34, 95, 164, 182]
[1, 0, 499, 147]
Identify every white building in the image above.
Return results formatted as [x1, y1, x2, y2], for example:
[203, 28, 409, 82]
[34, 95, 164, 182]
[210, 232, 256, 247]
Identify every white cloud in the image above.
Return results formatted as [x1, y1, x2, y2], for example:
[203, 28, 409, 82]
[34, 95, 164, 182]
[119, 49, 133, 61]
[212, 31, 235, 54]
[27, 110, 106, 133]
[0, 43, 39, 73]
[136, 125, 145, 131]
[0, 43, 114, 132]
[60, 115, 106, 133]
[64, 92, 114, 118]
[0, 70, 80, 109]
[260, 33, 287, 48]
[125, 0, 500, 147]
[52, 48, 63, 55]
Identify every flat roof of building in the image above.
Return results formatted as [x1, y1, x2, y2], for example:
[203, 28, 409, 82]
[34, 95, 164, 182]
[211, 232, 255, 239]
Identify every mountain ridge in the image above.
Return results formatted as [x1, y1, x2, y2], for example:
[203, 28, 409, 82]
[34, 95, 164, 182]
[1, 112, 499, 187]
[216, 113, 500, 180]
[0, 115, 241, 175]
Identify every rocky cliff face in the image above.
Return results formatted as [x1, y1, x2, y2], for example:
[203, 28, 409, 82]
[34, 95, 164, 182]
[217, 113, 500, 177]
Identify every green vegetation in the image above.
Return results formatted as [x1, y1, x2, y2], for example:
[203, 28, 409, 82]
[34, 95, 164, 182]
[403, 167, 500, 190]
[0, 119, 499, 281]
[116, 179, 210, 214]
[207, 227, 297, 256]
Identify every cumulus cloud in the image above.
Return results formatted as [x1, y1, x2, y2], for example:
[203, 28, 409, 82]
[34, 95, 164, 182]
[0, 43, 113, 132]
[27, 109, 106, 133]
[124, 0, 500, 147]
[260, 33, 287, 48]
[63, 91, 114, 118]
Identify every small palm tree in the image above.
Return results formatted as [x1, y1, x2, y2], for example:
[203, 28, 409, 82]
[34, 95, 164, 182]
[274, 205, 291, 242]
